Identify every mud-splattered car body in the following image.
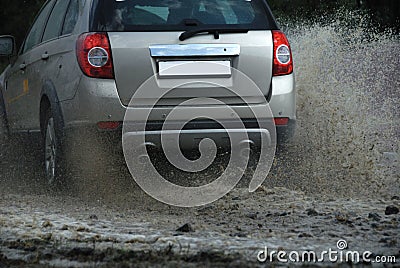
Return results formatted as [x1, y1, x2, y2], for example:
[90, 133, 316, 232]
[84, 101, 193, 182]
[0, 0, 296, 185]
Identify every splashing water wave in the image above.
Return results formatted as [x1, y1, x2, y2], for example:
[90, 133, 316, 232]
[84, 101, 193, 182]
[270, 12, 399, 198]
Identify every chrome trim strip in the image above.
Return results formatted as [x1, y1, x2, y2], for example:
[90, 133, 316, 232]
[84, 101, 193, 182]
[149, 44, 240, 57]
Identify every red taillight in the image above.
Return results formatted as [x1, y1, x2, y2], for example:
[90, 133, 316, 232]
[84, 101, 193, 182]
[272, 30, 293, 76]
[274, 117, 289, 126]
[76, 33, 114, 79]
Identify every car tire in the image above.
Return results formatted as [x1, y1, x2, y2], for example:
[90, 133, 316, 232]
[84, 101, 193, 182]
[42, 106, 130, 197]
[43, 107, 67, 189]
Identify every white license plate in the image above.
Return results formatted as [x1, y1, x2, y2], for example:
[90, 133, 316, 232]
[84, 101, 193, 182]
[158, 61, 231, 77]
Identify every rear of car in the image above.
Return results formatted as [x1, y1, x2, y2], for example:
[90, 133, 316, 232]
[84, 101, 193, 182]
[65, 0, 295, 141]
[0, 0, 296, 185]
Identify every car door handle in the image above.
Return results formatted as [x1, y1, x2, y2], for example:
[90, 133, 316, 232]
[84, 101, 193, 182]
[41, 53, 49, 60]
[19, 63, 26, 70]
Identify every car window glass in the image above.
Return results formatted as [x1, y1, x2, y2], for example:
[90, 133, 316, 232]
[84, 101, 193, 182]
[43, 0, 71, 42]
[23, 0, 55, 53]
[43, 0, 69, 41]
[62, 0, 79, 35]
[135, 6, 169, 21]
[91, 0, 268, 32]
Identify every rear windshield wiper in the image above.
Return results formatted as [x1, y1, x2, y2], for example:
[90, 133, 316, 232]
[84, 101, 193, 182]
[179, 28, 249, 41]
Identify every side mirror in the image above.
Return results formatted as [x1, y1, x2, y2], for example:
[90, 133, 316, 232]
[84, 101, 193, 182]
[0, 35, 16, 57]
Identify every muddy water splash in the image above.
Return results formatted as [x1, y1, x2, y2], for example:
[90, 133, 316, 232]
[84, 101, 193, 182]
[0, 12, 397, 202]
[270, 12, 399, 198]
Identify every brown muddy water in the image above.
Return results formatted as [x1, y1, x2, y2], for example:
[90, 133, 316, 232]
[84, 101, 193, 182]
[0, 16, 399, 267]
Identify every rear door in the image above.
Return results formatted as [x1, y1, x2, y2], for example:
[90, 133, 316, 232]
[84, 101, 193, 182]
[24, 0, 73, 130]
[91, 0, 276, 107]
[5, 0, 55, 131]
[39, 0, 81, 103]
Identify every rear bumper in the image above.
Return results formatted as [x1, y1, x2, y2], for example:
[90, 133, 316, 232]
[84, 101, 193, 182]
[124, 129, 271, 151]
[59, 73, 296, 147]
[142, 118, 294, 148]
[64, 117, 295, 151]
[124, 118, 275, 150]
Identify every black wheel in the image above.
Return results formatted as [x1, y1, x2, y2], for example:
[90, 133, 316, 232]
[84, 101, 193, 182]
[43, 107, 66, 187]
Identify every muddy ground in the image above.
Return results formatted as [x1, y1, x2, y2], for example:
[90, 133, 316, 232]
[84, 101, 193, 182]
[0, 136, 399, 267]
[0, 18, 399, 267]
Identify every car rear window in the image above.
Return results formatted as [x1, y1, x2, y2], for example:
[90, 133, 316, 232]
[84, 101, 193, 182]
[90, 0, 273, 32]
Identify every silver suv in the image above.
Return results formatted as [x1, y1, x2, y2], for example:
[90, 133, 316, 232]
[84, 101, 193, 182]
[0, 0, 296, 185]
